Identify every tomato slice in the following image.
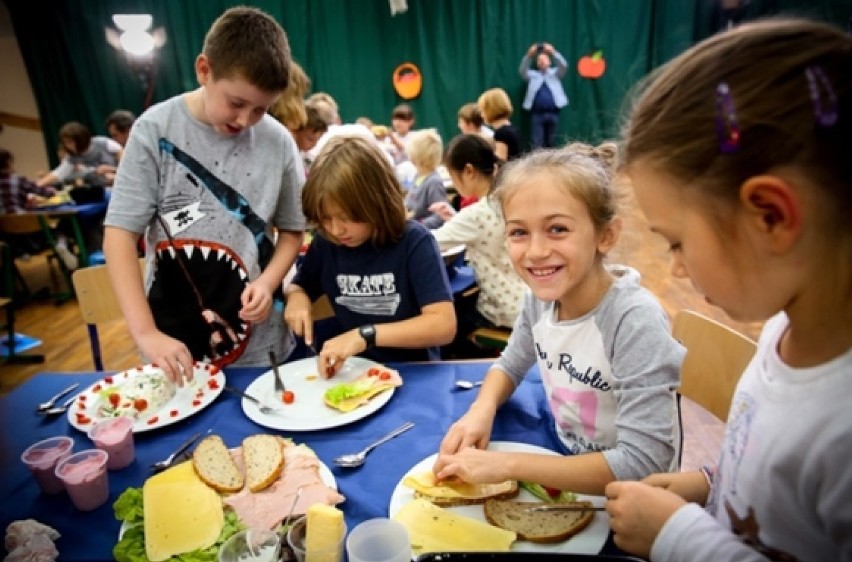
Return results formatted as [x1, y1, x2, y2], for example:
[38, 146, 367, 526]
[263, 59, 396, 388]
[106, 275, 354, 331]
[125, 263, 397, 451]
[108, 393, 121, 407]
[133, 398, 148, 412]
[367, 368, 381, 376]
[379, 371, 391, 381]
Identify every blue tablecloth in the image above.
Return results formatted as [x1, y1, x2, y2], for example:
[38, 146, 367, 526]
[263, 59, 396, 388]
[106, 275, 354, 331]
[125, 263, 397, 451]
[0, 362, 618, 560]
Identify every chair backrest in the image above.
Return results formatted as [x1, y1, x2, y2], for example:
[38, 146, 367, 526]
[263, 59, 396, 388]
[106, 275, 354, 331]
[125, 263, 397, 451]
[0, 213, 43, 235]
[672, 309, 757, 421]
[71, 259, 144, 370]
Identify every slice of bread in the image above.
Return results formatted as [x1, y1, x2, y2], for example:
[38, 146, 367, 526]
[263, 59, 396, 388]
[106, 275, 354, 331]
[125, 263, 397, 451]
[192, 435, 245, 493]
[403, 472, 519, 507]
[483, 499, 595, 543]
[243, 434, 285, 492]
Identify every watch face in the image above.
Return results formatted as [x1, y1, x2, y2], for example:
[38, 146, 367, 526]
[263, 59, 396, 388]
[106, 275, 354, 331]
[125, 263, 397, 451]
[359, 324, 376, 345]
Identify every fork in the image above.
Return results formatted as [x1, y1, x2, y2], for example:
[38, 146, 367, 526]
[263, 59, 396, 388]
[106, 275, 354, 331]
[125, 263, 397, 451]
[37, 382, 79, 412]
[269, 350, 285, 395]
[150, 430, 206, 472]
[223, 385, 282, 415]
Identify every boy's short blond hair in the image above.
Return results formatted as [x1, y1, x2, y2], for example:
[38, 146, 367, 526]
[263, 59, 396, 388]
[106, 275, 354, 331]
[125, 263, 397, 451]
[405, 129, 443, 170]
[202, 6, 291, 93]
[478, 88, 513, 122]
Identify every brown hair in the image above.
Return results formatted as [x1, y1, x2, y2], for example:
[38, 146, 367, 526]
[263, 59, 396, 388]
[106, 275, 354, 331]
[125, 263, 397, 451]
[478, 88, 513, 122]
[306, 93, 339, 125]
[391, 103, 414, 120]
[457, 103, 484, 128]
[104, 110, 135, 133]
[58, 121, 92, 154]
[302, 136, 407, 246]
[202, 6, 291, 93]
[622, 18, 852, 222]
[494, 142, 619, 233]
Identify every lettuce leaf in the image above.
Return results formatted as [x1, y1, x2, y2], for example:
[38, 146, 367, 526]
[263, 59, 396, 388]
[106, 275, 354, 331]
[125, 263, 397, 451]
[520, 481, 578, 503]
[112, 487, 243, 562]
[323, 379, 376, 404]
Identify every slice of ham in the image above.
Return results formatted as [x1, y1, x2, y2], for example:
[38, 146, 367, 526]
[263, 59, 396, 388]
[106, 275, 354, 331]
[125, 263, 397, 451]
[223, 442, 345, 530]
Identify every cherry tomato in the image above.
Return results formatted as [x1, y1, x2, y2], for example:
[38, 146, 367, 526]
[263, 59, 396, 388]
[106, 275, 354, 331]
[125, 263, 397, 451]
[367, 368, 381, 377]
[543, 486, 561, 498]
[379, 371, 391, 381]
[108, 393, 121, 408]
[282, 391, 295, 404]
[134, 398, 148, 412]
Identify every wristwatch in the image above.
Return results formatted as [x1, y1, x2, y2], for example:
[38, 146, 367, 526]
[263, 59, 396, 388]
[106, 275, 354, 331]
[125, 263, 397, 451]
[358, 324, 377, 348]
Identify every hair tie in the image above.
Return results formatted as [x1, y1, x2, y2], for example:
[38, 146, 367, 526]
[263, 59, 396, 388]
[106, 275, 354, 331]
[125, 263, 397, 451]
[715, 82, 741, 154]
[805, 66, 838, 128]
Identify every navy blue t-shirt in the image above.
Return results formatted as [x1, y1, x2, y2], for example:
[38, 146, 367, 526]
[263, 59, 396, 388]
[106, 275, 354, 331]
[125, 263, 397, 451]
[292, 221, 453, 362]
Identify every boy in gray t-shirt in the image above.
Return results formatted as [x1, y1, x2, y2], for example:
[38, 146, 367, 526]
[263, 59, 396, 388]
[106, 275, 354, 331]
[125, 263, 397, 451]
[103, 7, 305, 383]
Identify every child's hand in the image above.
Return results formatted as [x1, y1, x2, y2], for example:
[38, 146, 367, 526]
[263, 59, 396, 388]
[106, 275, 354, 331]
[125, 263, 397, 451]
[642, 471, 710, 504]
[439, 408, 494, 455]
[429, 201, 456, 221]
[136, 330, 194, 387]
[432, 448, 509, 484]
[283, 290, 313, 341]
[317, 329, 366, 378]
[605, 481, 687, 559]
[239, 282, 272, 323]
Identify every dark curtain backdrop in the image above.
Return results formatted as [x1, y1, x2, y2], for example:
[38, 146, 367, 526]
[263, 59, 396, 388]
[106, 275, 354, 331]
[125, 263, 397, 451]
[5, 0, 850, 167]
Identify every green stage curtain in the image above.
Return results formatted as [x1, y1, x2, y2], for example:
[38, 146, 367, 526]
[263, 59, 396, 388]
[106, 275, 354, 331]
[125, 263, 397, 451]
[5, 0, 849, 166]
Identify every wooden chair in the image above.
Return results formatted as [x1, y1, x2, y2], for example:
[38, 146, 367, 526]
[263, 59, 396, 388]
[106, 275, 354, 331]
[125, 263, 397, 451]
[672, 310, 757, 422]
[0, 241, 45, 364]
[71, 259, 144, 370]
[0, 212, 73, 302]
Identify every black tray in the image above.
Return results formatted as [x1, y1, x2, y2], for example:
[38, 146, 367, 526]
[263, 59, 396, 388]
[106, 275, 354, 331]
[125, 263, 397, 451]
[416, 554, 644, 562]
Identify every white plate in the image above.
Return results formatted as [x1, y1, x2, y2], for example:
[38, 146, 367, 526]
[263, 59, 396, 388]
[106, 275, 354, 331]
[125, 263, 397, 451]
[68, 363, 225, 434]
[388, 441, 610, 555]
[242, 357, 396, 431]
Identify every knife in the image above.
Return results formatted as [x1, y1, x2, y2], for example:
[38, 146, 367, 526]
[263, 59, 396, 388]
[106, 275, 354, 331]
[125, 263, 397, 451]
[524, 504, 606, 513]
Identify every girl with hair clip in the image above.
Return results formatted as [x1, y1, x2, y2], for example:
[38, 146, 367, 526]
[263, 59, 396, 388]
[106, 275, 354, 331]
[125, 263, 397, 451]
[432, 143, 684, 496]
[431, 134, 526, 357]
[605, 18, 852, 561]
[284, 136, 456, 376]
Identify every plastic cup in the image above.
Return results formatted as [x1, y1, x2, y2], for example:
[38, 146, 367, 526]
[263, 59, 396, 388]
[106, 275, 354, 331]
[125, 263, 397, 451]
[218, 528, 280, 562]
[346, 518, 410, 562]
[21, 436, 74, 494]
[88, 416, 135, 469]
[54, 449, 109, 511]
[287, 516, 347, 562]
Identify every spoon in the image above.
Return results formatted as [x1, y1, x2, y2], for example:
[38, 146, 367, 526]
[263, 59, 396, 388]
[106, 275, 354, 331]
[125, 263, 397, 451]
[37, 382, 79, 412]
[333, 421, 415, 468]
[454, 380, 483, 390]
[38, 395, 77, 415]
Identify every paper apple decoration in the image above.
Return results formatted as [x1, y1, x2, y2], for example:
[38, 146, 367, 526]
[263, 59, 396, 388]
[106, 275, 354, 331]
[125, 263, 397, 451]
[393, 62, 423, 99]
[577, 51, 606, 79]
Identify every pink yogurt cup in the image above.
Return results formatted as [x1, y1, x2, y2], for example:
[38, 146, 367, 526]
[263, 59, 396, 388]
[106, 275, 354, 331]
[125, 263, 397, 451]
[88, 416, 135, 470]
[21, 436, 74, 494]
[54, 449, 109, 511]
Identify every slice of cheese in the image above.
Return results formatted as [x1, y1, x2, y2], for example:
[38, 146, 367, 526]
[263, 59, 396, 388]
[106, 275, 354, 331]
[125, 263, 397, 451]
[402, 471, 516, 501]
[392, 498, 516, 554]
[305, 503, 345, 562]
[143, 461, 224, 561]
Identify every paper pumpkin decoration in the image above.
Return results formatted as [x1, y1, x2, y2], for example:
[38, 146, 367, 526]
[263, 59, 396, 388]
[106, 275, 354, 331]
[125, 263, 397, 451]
[393, 62, 422, 99]
[577, 51, 606, 79]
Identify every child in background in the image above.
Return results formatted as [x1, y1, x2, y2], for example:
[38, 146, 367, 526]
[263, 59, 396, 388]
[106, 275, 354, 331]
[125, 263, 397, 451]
[105, 110, 136, 147]
[386, 103, 416, 164]
[605, 19, 852, 561]
[457, 102, 493, 138]
[103, 6, 305, 382]
[404, 129, 449, 229]
[432, 134, 525, 357]
[268, 60, 311, 130]
[478, 88, 522, 161]
[284, 136, 455, 374]
[290, 104, 329, 171]
[433, 144, 683, 496]
[36, 122, 122, 188]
